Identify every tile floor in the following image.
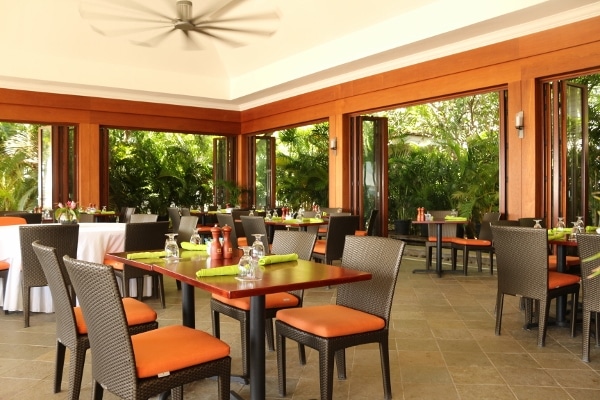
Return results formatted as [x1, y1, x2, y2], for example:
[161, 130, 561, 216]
[1, 248, 600, 399]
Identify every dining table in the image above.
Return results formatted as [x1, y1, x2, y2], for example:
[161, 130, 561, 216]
[411, 219, 466, 277]
[1, 222, 151, 312]
[104, 249, 372, 400]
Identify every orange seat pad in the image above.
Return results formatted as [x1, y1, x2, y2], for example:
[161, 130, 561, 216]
[213, 292, 299, 311]
[548, 255, 580, 267]
[0, 261, 9, 271]
[548, 271, 580, 289]
[354, 230, 367, 236]
[276, 304, 385, 338]
[449, 238, 491, 246]
[237, 237, 248, 247]
[427, 236, 456, 243]
[312, 239, 326, 254]
[132, 325, 230, 378]
[74, 298, 157, 334]
[104, 258, 124, 270]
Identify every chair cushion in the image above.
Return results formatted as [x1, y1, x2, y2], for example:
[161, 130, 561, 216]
[74, 298, 157, 334]
[0, 260, 9, 271]
[103, 258, 124, 271]
[427, 236, 455, 243]
[312, 239, 326, 254]
[132, 325, 230, 378]
[354, 230, 367, 236]
[276, 304, 385, 338]
[450, 238, 491, 246]
[212, 292, 299, 311]
[548, 271, 580, 289]
[237, 237, 248, 247]
[548, 255, 580, 271]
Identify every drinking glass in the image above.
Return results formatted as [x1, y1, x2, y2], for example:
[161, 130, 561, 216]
[251, 234, 265, 259]
[238, 246, 253, 278]
[556, 217, 565, 231]
[165, 233, 179, 260]
[189, 228, 202, 245]
[533, 219, 543, 229]
[576, 216, 584, 228]
[570, 222, 579, 241]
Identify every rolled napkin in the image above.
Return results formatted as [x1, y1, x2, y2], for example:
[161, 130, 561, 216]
[547, 232, 566, 241]
[586, 226, 598, 233]
[196, 265, 239, 277]
[181, 242, 207, 251]
[127, 251, 166, 260]
[444, 216, 467, 221]
[309, 218, 324, 223]
[270, 217, 283, 221]
[101, 210, 115, 214]
[259, 253, 298, 265]
[302, 217, 311, 222]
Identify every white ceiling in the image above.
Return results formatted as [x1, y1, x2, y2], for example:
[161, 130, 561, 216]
[1, 0, 600, 111]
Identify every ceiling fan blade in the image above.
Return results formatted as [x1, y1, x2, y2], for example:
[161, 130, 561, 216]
[181, 30, 204, 51]
[129, 28, 175, 48]
[89, 23, 173, 39]
[80, 0, 172, 21]
[80, 9, 170, 25]
[194, 15, 279, 37]
[193, 0, 244, 20]
[190, 27, 247, 48]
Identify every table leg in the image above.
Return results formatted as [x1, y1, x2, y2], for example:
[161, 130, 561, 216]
[555, 245, 567, 326]
[181, 282, 195, 328]
[249, 295, 266, 400]
[412, 223, 443, 277]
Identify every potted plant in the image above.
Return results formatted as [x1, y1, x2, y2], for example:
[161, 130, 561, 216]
[55, 201, 80, 223]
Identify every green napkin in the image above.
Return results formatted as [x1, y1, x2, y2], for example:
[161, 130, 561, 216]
[101, 211, 115, 214]
[548, 232, 566, 241]
[259, 253, 298, 265]
[196, 265, 239, 277]
[127, 251, 166, 260]
[180, 250, 207, 259]
[586, 226, 598, 233]
[309, 218, 324, 223]
[181, 242, 207, 251]
[444, 216, 467, 221]
[270, 217, 283, 221]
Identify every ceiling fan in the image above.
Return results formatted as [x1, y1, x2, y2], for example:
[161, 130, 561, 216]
[79, 0, 281, 50]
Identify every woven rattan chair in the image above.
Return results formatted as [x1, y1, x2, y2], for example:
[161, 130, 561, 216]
[176, 215, 199, 245]
[241, 215, 270, 253]
[63, 256, 231, 400]
[491, 225, 580, 346]
[211, 230, 317, 381]
[19, 224, 79, 327]
[575, 234, 600, 362]
[425, 210, 459, 270]
[120, 207, 135, 224]
[180, 207, 191, 216]
[106, 221, 169, 308]
[167, 207, 181, 233]
[276, 236, 406, 400]
[129, 213, 158, 223]
[365, 209, 379, 236]
[32, 241, 158, 400]
[311, 215, 360, 264]
[450, 212, 501, 275]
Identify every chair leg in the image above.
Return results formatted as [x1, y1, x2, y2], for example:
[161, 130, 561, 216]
[136, 277, 143, 301]
[495, 292, 504, 335]
[475, 250, 482, 272]
[462, 248, 469, 275]
[92, 379, 104, 400]
[583, 310, 591, 362]
[335, 349, 346, 380]
[297, 343, 306, 365]
[265, 318, 275, 351]
[318, 349, 336, 400]
[489, 250, 494, 275]
[211, 310, 221, 338]
[277, 332, 287, 397]
[67, 342, 87, 400]
[538, 299, 549, 347]
[570, 291, 578, 338]
[156, 275, 166, 309]
[23, 285, 30, 328]
[171, 386, 183, 400]
[451, 247, 458, 271]
[54, 341, 66, 393]
[379, 338, 392, 400]
[241, 318, 250, 379]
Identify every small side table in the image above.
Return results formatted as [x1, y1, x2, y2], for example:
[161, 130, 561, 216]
[411, 219, 465, 277]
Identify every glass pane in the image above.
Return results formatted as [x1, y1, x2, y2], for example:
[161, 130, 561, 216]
[565, 84, 583, 223]
[38, 126, 52, 209]
[362, 119, 377, 232]
[255, 137, 271, 209]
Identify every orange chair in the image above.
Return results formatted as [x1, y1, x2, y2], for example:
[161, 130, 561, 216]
[0, 216, 27, 225]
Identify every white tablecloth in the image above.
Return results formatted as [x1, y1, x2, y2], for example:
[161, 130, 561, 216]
[0, 222, 152, 312]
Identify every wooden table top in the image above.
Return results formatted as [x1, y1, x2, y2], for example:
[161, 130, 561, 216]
[104, 251, 371, 299]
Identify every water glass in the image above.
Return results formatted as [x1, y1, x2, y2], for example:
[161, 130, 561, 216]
[165, 233, 179, 260]
[189, 229, 202, 245]
[238, 246, 253, 278]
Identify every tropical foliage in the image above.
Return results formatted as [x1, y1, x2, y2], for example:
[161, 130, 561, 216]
[383, 92, 500, 232]
[273, 123, 329, 208]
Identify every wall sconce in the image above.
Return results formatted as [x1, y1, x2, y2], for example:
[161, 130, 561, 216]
[516, 111, 524, 139]
[329, 137, 337, 150]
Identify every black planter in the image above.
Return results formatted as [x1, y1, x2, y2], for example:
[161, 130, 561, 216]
[394, 219, 411, 235]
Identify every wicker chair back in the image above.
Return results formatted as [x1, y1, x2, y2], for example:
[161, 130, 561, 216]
[575, 234, 600, 361]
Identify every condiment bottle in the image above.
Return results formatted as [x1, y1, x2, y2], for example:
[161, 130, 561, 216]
[222, 224, 233, 259]
[210, 224, 223, 259]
